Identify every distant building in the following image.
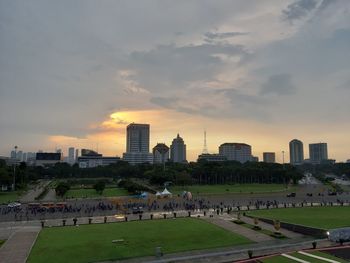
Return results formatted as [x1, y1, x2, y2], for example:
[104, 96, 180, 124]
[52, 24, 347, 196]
[170, 134, 187, 163]
[263, 152, 276, 163]
[122, 123, 153, 165]
[218, 143, 252, 163]
[289, 139, 304, 165]
[75, 149, 79, 162]
[10, 151, 16, 159]
[68, 147, 75, 165]
[35, 152, 62, 166]
[197, 153, 227, 162]
[17, 151, 23, 162]
[153, 143, 169, 164]
[251, 156, 259, 162]
[309, 143, 328, 164]
[78, 149, 120, 168]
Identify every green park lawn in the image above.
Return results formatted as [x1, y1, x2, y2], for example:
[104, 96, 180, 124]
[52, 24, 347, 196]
[262, 251, 348, 263]
[247, 206, 350, 229]
[28, 218, 252, 263]
[0, 240, 5, 247]
[64, 187, 129, 199]
[0, 191, 21, 204]
[170, 184, 292, 195]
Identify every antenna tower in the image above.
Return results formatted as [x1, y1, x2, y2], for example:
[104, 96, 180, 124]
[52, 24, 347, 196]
[203, 130, 208, 154]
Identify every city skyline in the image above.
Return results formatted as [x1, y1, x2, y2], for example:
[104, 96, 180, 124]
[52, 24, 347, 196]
[1, 1, 350, 162]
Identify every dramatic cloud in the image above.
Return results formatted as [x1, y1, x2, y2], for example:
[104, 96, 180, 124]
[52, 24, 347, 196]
[1, 0, 350, 161]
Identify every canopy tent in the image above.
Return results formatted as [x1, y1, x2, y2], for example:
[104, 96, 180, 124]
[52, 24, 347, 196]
[161, 188, 172, 195]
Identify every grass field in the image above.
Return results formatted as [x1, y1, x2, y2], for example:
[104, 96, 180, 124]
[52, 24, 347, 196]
[0, 191, 21, 204]
[64, 187, 129, 199]
[247, 206, 350, 229]
[262, 251, 348, 263]
[28, 218, 252, 263]
[170, 184, 293, 195]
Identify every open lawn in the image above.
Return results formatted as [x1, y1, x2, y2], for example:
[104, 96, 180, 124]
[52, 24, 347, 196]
[247, 206, 350, 229]
[64, 187, 129, 199]
[28, 218, 252, 263]
[262, 251, 348, 263]
[170, 184, 292, 195]
[0, 191, 21, 204]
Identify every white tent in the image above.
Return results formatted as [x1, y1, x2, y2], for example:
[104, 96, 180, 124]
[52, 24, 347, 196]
[155, 191, 162, 197]
[161, 188, 172, 197]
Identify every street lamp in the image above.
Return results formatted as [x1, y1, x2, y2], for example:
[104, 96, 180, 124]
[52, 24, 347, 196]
[13, 146, 18, 191]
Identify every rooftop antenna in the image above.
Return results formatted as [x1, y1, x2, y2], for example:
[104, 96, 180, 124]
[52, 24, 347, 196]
[203, 130, 208, 154]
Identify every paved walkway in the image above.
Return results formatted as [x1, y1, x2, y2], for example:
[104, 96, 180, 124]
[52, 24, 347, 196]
[242, 216, 305, 239]
[20, 180, 51, 203]
[0, 226, 40, 263]
[203, 215, 274, 242]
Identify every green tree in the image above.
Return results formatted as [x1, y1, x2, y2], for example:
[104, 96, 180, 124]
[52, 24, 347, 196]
[55, 182, 70, 197]
[94, 181, 106, 195]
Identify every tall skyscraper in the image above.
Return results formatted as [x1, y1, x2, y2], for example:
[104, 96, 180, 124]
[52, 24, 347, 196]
[123, 123, 153, 165]
[219, 143, 252, 163]
[75, 149, 79, 162]
[153, 143, 169, 164]
[263, 152, 276, 163]
[309, 143, 328, 164]
[68, 147, 75, 165]
[170, 134, 187, 163]
[289, 139, 304, 165]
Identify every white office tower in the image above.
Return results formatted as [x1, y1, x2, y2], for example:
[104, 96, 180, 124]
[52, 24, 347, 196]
[123, 123, 153, 165]
[153, 143, 170, 164]
[289, 139, 304, 165]
[309, 143, 328, 164]
[68, 147, 75, 165]
[170, 134, 187, 163]
[219, 143, 252, 163]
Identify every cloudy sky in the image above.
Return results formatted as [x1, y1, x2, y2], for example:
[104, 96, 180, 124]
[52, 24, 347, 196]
[1, 0, 350, 162]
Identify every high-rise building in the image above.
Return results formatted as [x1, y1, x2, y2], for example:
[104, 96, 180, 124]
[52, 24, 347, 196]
[126, 123, 150, 153]
[309, 143, 328, 164]
[218, 143, 252, 163]
[170, 134, 187, 163]
[123, 123, 153, 165]
[75, 149, 79, 162]
[10, 150, 16, 159]
[153, 143, 169, 164]
[263, 152, 276, 163]
[289, 139, 304, 165]
[17, 151, 23, 162]
[68, 147, 75, 165]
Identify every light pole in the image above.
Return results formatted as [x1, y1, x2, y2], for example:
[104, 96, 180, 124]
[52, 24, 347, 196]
[13, 146, 18, 191]
[282, 151, 285, 165]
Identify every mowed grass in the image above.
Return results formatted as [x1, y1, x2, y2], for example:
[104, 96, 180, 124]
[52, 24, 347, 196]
[64, 187, 129, 199]
[28, 218, 252, 263]
[247, 206, 350, 229]
[0, 191, 21, 204]
[290, 251, 348, 263]
[262, 255, 295, 263]
[170, 184, 291, 195]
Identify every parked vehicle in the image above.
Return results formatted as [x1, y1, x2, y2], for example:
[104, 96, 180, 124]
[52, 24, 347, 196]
[286, 192, 296, 197]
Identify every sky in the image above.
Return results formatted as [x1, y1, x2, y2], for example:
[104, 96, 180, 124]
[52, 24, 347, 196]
[1, 0, 350, 162]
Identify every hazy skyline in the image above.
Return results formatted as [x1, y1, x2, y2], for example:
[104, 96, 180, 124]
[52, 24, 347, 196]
[1, 0, 350, 162]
